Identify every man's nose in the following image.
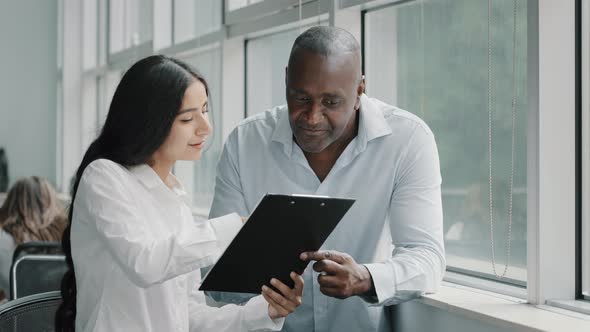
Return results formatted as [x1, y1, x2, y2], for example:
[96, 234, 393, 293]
[304, 102, 324, 126]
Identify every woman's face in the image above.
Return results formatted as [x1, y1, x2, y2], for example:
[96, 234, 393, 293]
[152, 80, 212, 163]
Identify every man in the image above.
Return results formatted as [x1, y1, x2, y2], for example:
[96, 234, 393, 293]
[209, 26, 445, 332]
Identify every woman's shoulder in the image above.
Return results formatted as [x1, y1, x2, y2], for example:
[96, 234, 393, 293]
[75, 159, 137, 212]
[76, 159, 136, 201]
[82, 159, 130, 183]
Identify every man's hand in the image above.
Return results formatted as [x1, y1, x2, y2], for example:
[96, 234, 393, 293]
[300, 250, 374, 299]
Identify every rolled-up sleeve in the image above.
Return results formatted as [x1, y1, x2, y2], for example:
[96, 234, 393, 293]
[364, 125, 446, 306]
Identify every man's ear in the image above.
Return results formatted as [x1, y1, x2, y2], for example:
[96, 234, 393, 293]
[355, 75, 366, 110]
[358, 75, 366, 95]
[285, 67, 289, 86]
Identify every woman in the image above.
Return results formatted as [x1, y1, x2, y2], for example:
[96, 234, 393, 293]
[55, 55, 303, 331]
[0, 176, 67, 299]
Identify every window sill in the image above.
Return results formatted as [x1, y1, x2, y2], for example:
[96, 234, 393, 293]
[545, 299, 590, 316]
[418, 282, 590, 332]
[444, 270, 527, 299]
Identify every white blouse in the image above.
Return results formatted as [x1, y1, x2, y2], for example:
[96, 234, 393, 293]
[71, 159, 282, 332]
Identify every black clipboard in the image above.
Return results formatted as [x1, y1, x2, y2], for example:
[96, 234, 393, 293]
[199, 193, 355, 294]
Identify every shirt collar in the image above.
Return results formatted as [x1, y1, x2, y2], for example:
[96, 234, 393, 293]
[270, 105, 295, 157]
[356, 94, 393, 151]
[270, 94, 392, 156]
[129, 164, 187, 197]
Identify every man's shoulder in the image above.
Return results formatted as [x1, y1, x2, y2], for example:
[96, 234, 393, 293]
[238, 105, 287, 127]
[367, 96, 434, 137]
[230, 105, 288, 140]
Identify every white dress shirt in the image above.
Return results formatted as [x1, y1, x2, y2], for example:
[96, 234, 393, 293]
[71, 159, 283, 332]
[209, 94, 446, 332]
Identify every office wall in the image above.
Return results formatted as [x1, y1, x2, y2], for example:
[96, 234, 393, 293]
[0, 0, 58, 188]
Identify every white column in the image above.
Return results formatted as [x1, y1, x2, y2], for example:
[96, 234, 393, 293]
[221, 35, 246, 142]
[527, 0, 577, 304]
[61, 0, 84, 191]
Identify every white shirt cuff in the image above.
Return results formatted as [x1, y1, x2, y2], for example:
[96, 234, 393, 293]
[243, 295, 285, 331]
[363, 263, 396, 306]
[209, 213, 243, 252]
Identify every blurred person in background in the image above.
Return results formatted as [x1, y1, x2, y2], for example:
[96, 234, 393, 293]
[0, 176, 67, 301]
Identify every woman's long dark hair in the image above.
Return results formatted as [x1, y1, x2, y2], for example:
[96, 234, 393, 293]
[55, 55, 209, 331]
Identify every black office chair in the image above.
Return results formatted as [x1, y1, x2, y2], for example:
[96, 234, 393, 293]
[11, 242, 62, 262]
[0, 291, 61, 332]
[10, 254, 68, 300]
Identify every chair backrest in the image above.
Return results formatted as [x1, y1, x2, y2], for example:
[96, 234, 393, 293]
[11, 242, 63, 263]
[10, 255, 67, 300]
[0, 291, 61, 332]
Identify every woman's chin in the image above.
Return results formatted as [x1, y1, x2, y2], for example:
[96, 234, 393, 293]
[181, 152, 203, 161]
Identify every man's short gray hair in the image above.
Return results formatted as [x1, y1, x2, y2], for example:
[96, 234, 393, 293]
[288, 26, 360, 63]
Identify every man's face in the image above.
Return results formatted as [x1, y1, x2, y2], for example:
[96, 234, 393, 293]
[286, 50, 364, 154]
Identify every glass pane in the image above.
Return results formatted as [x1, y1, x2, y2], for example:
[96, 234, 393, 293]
[57, 0, 64, 70]
[81, 77, 98, 154]
[98, 0, 108, 65]
[174, 0, 221, 44]
[154, 0, 172, 50]
[97, 72, 121, 126]
[246, 28, 300, 116]
[228, 0, 260, 11]
[183, 48, 223, 211]
[365, 0, 528, 283]
[108, 0, 125, 53]
[83, 0, 97, 69]
[109, 0, 153, 53]
[137, 0, 153, 44]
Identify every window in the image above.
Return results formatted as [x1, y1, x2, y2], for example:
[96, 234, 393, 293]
[182, 48, 223, 213]
[153, 0, 172, 50]
[245, 23, 327, 116]
[246, 28, 301, 116]
[364, 0, 529, 284]
[83, 0, 108, 68]
[227, 0, 264, 12]
[109, 0, 153, 54]
[96, 71, 121, 126]
[82, 0, 97, 70]
[81, 76, 98, 153]
[173, 0, 222, 44]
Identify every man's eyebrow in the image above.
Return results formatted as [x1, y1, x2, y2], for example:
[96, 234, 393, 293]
[322, 93, 342, 99]
[288, 88, 342, 98]
[288, 88, 308, 94]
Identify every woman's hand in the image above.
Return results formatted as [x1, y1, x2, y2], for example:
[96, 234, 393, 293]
[261, 272, 304, 320]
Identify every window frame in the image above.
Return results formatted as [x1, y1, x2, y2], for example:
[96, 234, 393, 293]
[361, 0, 532, 291]
[580, 0, 590, 302]
[58, 0, 590, 315]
